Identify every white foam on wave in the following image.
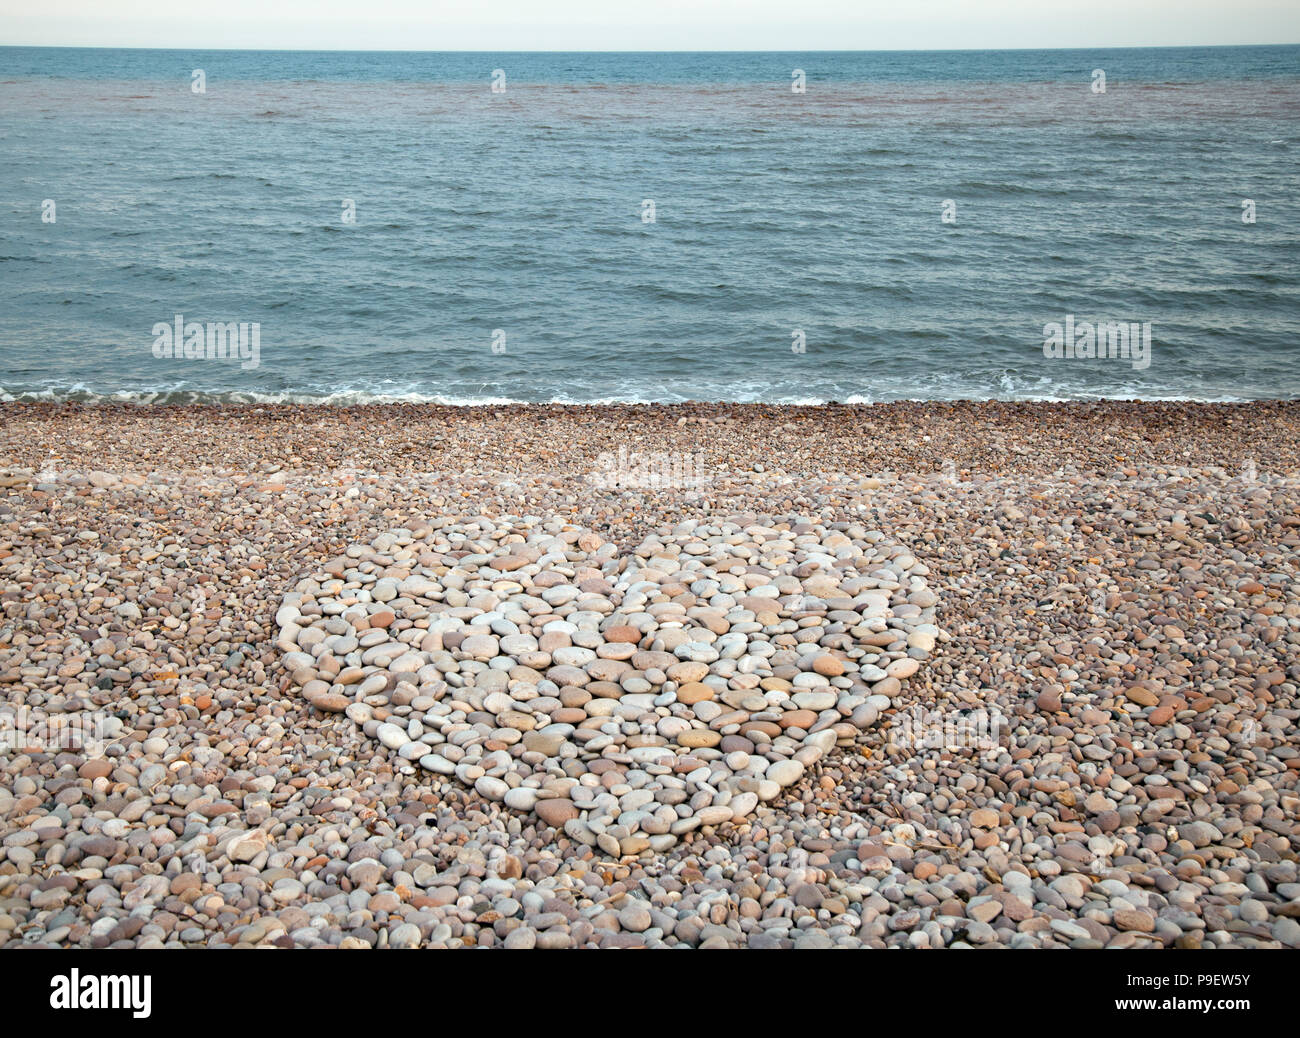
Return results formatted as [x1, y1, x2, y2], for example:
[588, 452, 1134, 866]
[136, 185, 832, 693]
[0, 380, 1267, 407]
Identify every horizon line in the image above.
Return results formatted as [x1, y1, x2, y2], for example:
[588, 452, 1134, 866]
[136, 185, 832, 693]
[3, 42, 1299, 53]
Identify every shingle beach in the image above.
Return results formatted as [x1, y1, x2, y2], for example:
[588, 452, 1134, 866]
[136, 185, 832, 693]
[1, 400, 1297, 949]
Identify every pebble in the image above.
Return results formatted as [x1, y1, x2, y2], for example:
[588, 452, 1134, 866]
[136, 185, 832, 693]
[618, 903, 653, 933]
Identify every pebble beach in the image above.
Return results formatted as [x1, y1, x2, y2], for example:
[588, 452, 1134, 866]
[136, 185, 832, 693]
[1, 399, 1298, 949]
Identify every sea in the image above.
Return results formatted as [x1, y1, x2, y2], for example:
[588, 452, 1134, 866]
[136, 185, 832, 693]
[1, 46, 1297, 404]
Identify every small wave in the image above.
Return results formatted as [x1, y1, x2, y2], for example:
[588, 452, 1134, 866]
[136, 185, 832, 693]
[0, 384, 528, 406]
[0, 383, 1269, 407]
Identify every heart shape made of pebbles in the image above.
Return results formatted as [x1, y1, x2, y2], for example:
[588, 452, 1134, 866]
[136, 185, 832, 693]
[276, 515, 940, 857]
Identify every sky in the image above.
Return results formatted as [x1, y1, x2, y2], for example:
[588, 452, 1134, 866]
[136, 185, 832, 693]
[2, 0, 1298, 51]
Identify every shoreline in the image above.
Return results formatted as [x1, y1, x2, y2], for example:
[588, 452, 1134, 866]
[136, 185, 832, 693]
[3, 397, 1296, 411]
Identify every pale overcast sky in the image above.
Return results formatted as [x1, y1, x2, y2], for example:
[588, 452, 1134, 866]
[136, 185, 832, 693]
[2, 0, 1298, 50]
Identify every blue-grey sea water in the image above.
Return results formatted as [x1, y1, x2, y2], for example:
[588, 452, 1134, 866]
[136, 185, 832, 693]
[1, 46, 1297, 403]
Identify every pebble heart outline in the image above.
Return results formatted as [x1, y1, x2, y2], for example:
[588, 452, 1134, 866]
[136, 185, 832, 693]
[277, 514, 941, 857]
